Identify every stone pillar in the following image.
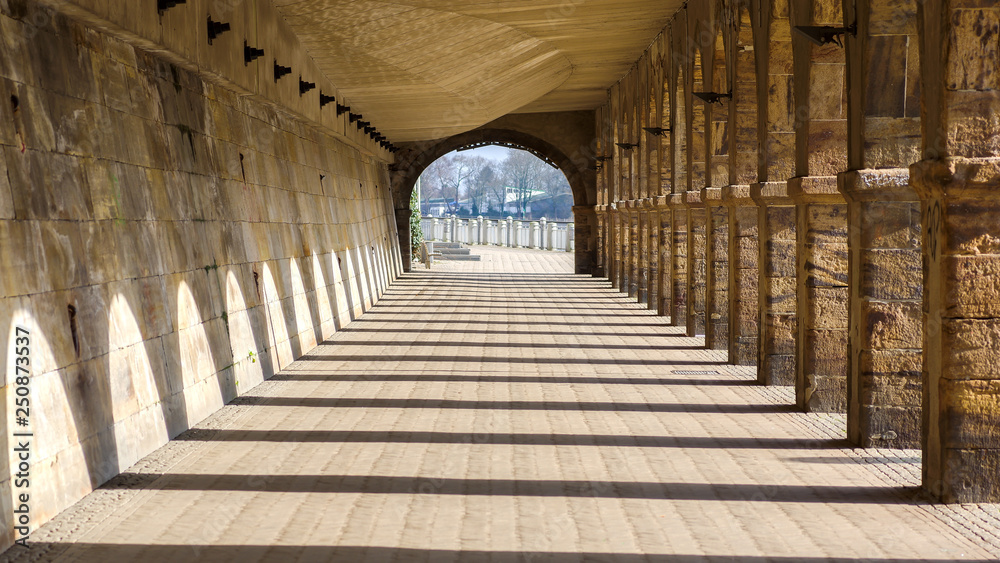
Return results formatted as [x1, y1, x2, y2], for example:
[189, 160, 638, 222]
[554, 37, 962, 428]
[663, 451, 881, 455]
[638, 206, 650, 303]
[840, 171, 922, 447]
[530, 221, 540, 249]
[790, 177, 849, 412]
[704, 187, 729, 350]
[657, 196, 673, 317]
[785, 0, 849, 409]
[648, 205, 660, 311]
[629, 206, 640, 298]
[752, 183, 797, 385]
[685, 190, 706, 337]
[506, 216, 514, 247]
[395, 207, 413, 273]
[478, 216, 485, 244]
[910, 0, 1000, 503]
[616, 206, 628, 291]
[539, 217, 547, 249]
[547, 220, 556, 251]
[839, 0, 923, 448]
[724, 186, 759, 365]
[572, 205, 597, 275]
[669, 194, 688, 327]
[595, 210, 607, 275]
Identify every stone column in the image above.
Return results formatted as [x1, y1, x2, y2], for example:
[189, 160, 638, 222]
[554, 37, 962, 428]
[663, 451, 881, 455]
[752, 183, 797, 385]
[395, 207, 413, 272]
[657, 196, 673, 317]
[790, 177, 849, 412]
[910, 0, 1000, 502]
[572, 205, 597, 275]
[478, 216, 486, 244]
[506, 216, 514, 247]
[685, 190, 706, 337]
[638, 205, 650, 303]
[724, 186, 759, 365]
[530, 221, 540, 249]
[648, 204, 660, 311]
[629, 206, 640, 298]
[547, 220, 556, 251]
[539, 217, 548, 249]
[840, 171, 922, 446]
[839, 0, 923, 448]
[594, 209, 607, 275]
[704, 187, 729, 350]
[669, 194, 688, 327]
[787, 0, 849, 411]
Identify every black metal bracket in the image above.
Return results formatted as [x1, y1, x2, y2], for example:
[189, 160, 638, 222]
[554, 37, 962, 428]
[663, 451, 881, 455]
[158, 0, 186, 14]
[643, 127, 670, 136]
[320, 92, 336, 107]
[207, 17, 230, 44]
[273, 61, 292, 82]
[244, 41, 264, 65]
[793, 23, 857, 48]
[299, 77, 316, 95]
[692, 91, 732, 104]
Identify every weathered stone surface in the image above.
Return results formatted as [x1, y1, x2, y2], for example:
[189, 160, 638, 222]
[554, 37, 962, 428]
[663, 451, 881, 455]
[861, 300, 922, 350]
[803, 328, 848, 377]
[943, 255, 1000, 318]
[860, 248, 923, 300]
[941, 318, 1000, 380]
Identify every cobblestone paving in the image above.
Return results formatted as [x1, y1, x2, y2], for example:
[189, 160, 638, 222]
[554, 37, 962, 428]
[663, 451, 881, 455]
[4, 246, 1000, 562]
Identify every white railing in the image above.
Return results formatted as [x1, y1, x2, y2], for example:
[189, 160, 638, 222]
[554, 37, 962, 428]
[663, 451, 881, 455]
[420, 215, 575, 252]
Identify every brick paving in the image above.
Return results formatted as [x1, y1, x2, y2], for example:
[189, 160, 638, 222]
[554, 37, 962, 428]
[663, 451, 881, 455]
[5, 246, 1000, 562]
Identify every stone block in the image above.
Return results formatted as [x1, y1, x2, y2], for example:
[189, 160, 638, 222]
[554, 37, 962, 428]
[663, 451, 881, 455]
[803, 286, 848, 329]
[765, 275, 797, 314]
[862, 300, 922, 350]
[857, 405, 921, 448]
[803, 203, 848, 242]
[943, 255, 1000, 318]
[806, 120, 849, 176]
[946, 8, 1000, 92]
[805, 374, 848, 412]
[860, 248, 922, 300]
[764, 312, 797, 355]
[803, 328, 848, 376]
[859, 200, 920, 249]
[858, 357, 922, 407]
[761, 353, 795, 386]
[940, 448, 1000, 503]
[764, 239, 797, 276]
[940, 379, 1000, 449]
[764, 205, 796, 239]
[941, 318, 1000, 380]
[803, 243, 848, 286]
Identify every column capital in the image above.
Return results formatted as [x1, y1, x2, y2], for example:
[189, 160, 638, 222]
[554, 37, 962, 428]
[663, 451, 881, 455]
[837, 169, 915, 203]
[701, 187, 724, 208]
[910, 157, 1000, 201]
[721, 184, 754, 206]
[667, 193, 686, 208]
[788, 176, 845, 204]
[750, 181, 794, 205]
[684, 190, 704, 208]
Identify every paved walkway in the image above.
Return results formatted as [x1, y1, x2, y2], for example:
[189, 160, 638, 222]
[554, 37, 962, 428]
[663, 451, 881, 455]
[5, 246, 1000, 562]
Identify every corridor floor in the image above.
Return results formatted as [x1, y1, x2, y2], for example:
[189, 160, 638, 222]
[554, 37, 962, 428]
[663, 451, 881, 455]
[6, 246, 1000, 562]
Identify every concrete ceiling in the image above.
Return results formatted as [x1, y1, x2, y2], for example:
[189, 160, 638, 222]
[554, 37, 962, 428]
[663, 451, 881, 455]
[271, 1, 681, 142]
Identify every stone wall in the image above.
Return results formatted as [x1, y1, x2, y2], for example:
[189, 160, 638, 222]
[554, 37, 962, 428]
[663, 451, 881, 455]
[0, 2, 399, 550]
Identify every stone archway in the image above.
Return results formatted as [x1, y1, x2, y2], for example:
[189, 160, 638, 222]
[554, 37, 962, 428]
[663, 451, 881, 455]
[389, 111, 599, 274]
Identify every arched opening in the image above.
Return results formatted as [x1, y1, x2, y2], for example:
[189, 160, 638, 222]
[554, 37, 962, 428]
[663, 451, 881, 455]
[417, 144, 574, 222]
[390, 127, 596, 275]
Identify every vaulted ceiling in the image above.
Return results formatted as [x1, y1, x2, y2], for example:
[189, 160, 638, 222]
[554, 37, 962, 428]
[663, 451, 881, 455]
[272, 1, 682, 142]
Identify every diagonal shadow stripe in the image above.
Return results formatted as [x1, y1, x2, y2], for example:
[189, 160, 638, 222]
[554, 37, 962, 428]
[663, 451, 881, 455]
[173, 429, 847, 450]
[228, 397, 796, 413]
[103, 473, 914, 504]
